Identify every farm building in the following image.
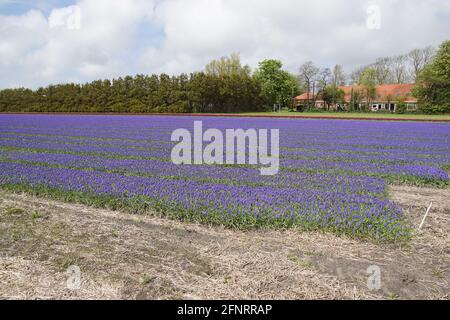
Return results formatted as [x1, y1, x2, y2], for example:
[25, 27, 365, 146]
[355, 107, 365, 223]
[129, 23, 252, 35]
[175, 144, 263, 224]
[294, 84, 418, 112]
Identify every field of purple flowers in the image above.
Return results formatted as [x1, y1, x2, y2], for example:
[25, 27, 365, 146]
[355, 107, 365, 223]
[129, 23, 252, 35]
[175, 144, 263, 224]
[1, 115, 449, 241]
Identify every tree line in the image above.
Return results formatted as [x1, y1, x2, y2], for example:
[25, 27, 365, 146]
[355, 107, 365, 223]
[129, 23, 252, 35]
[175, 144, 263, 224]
[0, 72, 262, 114]
[0, 54, 298, 114]
[296, 41, 449, 113]
[0, 41, 448, 114]
[296, 46, 437, 109]
[348, 46, 436, 85]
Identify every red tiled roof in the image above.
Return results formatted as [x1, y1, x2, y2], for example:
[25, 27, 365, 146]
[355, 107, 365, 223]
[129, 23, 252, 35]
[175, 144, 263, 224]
[294, 84, 417, 103]
[294, 92, 316, 100]
[338, 84, 417, 103]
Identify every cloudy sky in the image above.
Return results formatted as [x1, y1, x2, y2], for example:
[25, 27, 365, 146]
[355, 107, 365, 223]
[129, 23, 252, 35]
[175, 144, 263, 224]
[1, 0, 449, 89]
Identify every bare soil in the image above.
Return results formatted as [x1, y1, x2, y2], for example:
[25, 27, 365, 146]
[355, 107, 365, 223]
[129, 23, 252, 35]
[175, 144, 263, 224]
[0, 185, 448, 300]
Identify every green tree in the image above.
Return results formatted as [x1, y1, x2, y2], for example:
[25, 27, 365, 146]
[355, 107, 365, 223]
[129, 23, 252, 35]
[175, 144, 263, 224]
[205, 52, 250, 77]
[255, 59, 299, 109]
[396, 99, 407, 114]
[323, 86, 345, 111]
[349, 88, 363, 112]
[358, 68, 377, 111]
[415, 40, 450, 113]
[298, 61, 320, 109]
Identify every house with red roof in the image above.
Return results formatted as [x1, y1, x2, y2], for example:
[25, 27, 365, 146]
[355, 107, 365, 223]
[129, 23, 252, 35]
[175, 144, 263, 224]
[294, 84, 418, 112]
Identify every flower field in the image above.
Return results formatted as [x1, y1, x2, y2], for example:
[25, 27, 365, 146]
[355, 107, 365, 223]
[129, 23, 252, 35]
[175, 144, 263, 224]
[1, 115, 449, 241]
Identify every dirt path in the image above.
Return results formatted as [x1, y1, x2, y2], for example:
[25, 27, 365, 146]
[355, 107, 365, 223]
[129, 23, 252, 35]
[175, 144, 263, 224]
[0, 186, 448, 300]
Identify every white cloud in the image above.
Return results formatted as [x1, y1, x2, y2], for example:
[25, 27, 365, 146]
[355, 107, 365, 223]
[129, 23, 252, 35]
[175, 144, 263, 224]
[0, 0, 156, 87]
[0, 0, 449, 88]
[48, 5, 81, 29]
